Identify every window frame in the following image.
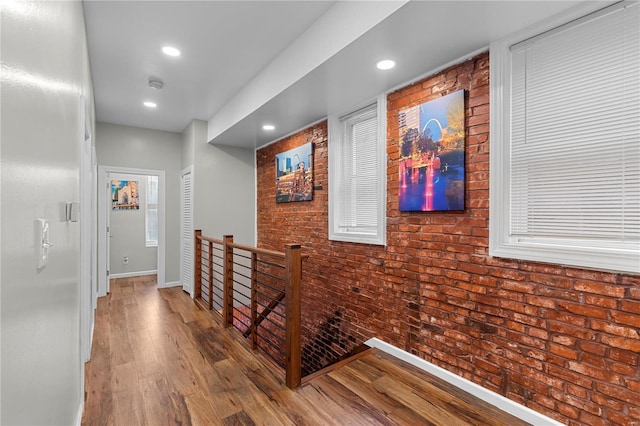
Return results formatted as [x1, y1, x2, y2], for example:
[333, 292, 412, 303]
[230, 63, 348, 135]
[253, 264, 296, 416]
[145, 175, 159, 247]
[489, 1, 639, 274]
[328, 94, 387, 245]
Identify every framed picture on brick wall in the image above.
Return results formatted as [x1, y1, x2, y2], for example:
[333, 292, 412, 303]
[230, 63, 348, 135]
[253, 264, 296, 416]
[398, 89, 465, 211]
[275, 142, 313, 203]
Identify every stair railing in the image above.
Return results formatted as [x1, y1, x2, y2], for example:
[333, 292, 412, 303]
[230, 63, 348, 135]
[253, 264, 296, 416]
[194, 230, 302, 389]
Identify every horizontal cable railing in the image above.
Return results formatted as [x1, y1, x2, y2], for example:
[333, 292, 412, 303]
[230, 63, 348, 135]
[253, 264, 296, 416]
[194, 230, 302, 389]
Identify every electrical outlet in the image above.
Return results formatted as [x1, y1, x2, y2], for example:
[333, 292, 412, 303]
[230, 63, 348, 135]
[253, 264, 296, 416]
[123, 256, 128, 264]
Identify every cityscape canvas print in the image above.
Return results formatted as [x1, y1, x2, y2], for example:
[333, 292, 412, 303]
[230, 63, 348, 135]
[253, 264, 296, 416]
[398, 89, 465, 211]
[275, 142, 313, 203]
[111, 180, 139, 210]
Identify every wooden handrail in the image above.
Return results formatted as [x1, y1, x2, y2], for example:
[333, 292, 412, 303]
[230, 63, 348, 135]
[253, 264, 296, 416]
[197, 235, 308, 259]
[197, 235, 224, 245]
[228, 241, 285, 259]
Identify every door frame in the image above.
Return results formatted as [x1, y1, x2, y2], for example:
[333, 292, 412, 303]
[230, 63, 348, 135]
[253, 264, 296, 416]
[78, 96, 95, 424]
[80, 102, 95, 364]
[97, 165, 166, 296]
[180, 166, 194, 296]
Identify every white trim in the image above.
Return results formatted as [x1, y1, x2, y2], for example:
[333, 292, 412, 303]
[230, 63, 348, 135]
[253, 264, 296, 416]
[159, 280, 181, 289]
[91, 146, 98, 309]
[365, 338, 563, 426]
[89, 319, 94, 358]
[328, 93, 387, 246]
[109, 270, 158, 279]
[75, 400, 83, 426]
[98, 165, 166, 296]
[489, 1, 639, 274]
[78, 95, 94, 424]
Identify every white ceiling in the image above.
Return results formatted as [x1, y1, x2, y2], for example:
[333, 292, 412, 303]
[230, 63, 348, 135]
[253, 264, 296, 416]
[84, 0, 592, 149]
[84, 1, 336, 132]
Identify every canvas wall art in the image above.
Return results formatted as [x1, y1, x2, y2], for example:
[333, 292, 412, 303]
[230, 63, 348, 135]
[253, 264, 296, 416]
[275, 142, 313, 203]
[398, 89, 465, 211]
[111, 180, 139, 210]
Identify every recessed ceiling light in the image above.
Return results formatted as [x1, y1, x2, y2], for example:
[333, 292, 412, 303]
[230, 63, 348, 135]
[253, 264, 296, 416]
[263, 124, 275, 131]
[376, 59, 396, 70]
[143, 101, 157, 108]
[162, 46, 181, 57]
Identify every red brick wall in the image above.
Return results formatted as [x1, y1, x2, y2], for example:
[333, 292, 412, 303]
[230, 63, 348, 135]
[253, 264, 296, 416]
[256, 51, 640, 426]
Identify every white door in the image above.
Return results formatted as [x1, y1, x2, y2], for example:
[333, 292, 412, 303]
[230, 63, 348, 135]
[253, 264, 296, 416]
[91, 147, 98, 307]
[180, 167, 193, 295]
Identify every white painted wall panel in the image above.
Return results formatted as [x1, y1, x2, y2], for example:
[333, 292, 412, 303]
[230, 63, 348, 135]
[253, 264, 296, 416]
[187, 120, 255, 246]
[0, 1, 94, 424]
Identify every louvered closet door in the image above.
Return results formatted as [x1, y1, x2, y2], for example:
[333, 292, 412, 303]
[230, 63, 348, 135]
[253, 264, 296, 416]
[180, 168, 193, 294]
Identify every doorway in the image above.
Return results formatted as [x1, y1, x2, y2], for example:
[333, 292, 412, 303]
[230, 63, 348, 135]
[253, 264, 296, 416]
[97, 166, 166, 296]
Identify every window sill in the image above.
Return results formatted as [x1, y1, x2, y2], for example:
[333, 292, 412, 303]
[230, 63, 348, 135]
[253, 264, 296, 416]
[490, 240, 639, 274]
[329, 231, 386, 246]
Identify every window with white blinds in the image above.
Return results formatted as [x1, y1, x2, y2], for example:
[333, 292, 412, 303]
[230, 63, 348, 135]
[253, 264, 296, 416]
[329, 97, 386, 245]
[490, 1, 639, 273]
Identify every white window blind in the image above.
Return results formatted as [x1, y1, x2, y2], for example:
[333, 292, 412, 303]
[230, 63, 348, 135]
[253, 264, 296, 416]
[510, 2, 639, 242]
[490, 1, 640, 273]
[146, 175, 158, 247]
[339, 107, 379, 233]
[329, 97, 386, 245]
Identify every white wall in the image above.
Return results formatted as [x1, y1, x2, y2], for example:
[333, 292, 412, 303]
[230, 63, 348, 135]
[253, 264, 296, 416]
[96, 122, 181, 282]
[182, 120, 255, 246]
[182, 121, 195, 171]
[109, 173, 157, 275]
[0, 1, 95, 424]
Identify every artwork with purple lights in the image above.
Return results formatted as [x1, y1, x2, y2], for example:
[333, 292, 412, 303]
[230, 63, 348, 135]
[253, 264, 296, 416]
[398, 90, 465, 212]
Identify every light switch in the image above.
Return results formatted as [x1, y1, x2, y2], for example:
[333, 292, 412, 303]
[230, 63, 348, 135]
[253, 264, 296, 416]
[65, 201, 80, 222]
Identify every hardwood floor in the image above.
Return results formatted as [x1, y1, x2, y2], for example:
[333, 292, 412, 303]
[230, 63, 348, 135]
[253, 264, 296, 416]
[82, 276, 530, 426]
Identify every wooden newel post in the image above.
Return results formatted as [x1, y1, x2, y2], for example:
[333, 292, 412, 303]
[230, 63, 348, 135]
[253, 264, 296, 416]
[285, 244, 302, 389]
[222, 235, 234, 328]
[194, 230, 202, 300]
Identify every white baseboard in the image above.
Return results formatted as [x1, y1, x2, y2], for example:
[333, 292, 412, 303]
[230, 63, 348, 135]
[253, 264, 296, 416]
[159, 280, 181, 289]
[365, 338, 563, 426]
[75, 400, 83, 426]
[109, 270, 157, 279]
[84, 318, 95, 363]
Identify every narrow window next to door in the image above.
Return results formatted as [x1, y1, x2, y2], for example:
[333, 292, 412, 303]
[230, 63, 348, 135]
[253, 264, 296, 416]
[146, 175, 158, 247]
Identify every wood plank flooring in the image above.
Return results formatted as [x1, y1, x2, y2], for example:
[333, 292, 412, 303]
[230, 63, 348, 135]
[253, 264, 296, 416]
[82, 276, 530, 426]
